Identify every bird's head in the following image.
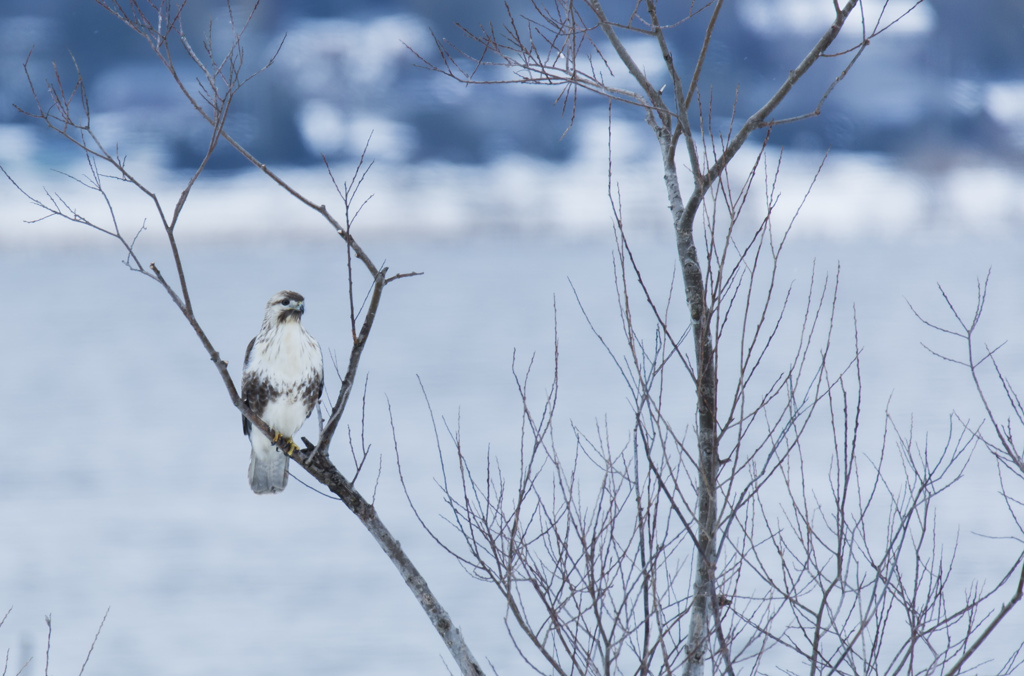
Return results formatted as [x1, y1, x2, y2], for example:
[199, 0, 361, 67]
[265, 290, 306, 324]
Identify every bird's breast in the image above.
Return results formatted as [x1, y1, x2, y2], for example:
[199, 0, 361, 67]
[249, 324, 322, 382]
[243, 323, 323, 435]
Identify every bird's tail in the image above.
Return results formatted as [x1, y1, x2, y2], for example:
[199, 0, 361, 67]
[248, 436, 289, 494]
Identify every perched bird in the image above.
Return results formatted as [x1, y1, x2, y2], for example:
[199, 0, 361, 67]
[241, 290, 324, 494]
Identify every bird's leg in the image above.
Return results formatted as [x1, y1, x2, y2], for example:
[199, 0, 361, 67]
[271, 431, 302, 458]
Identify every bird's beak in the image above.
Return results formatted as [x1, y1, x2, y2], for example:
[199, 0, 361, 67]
[296, 300, 305, 315]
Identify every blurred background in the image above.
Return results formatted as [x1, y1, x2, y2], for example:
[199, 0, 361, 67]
[1, 0, 1022, 241]
[2, 0, 1023, 168]
[2, 1, 1024, 675]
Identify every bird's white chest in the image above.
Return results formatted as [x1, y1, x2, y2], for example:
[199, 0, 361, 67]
[244, 322, 322, 434]
[249, 323, 321, 383]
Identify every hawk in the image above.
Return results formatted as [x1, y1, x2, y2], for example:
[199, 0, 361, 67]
[241, 290, 324, 494]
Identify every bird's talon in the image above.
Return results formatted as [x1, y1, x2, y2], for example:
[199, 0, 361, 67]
[270, 431, 300, 457]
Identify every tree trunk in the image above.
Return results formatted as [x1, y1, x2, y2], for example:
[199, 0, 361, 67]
[657, 129, 718, 676]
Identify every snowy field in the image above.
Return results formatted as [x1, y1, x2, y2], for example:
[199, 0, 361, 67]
[2, 150, 1024, 674]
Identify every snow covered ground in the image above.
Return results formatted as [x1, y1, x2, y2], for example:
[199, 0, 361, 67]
[2, 145, 1024, 674]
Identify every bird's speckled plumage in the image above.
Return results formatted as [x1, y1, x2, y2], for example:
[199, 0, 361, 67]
[241, 291, 323, 494]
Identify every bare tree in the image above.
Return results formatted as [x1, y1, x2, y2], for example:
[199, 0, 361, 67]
[905, 278, 1024, 673]
[8, 1, 1024, 675]
[410, 1, 1024, 674]
[3, 1, 483, 674]
[1, 609, 108, 676]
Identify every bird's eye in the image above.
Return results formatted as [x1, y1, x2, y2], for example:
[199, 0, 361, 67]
[281, 299, 291, 306]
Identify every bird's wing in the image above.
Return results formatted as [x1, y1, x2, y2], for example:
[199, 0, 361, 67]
[311, 341, 324, 417]
[243, 335, 256, 368]
[315, 345, 324, 403]
[242, 336, 257, 436]
[308, 370, 324, 421]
